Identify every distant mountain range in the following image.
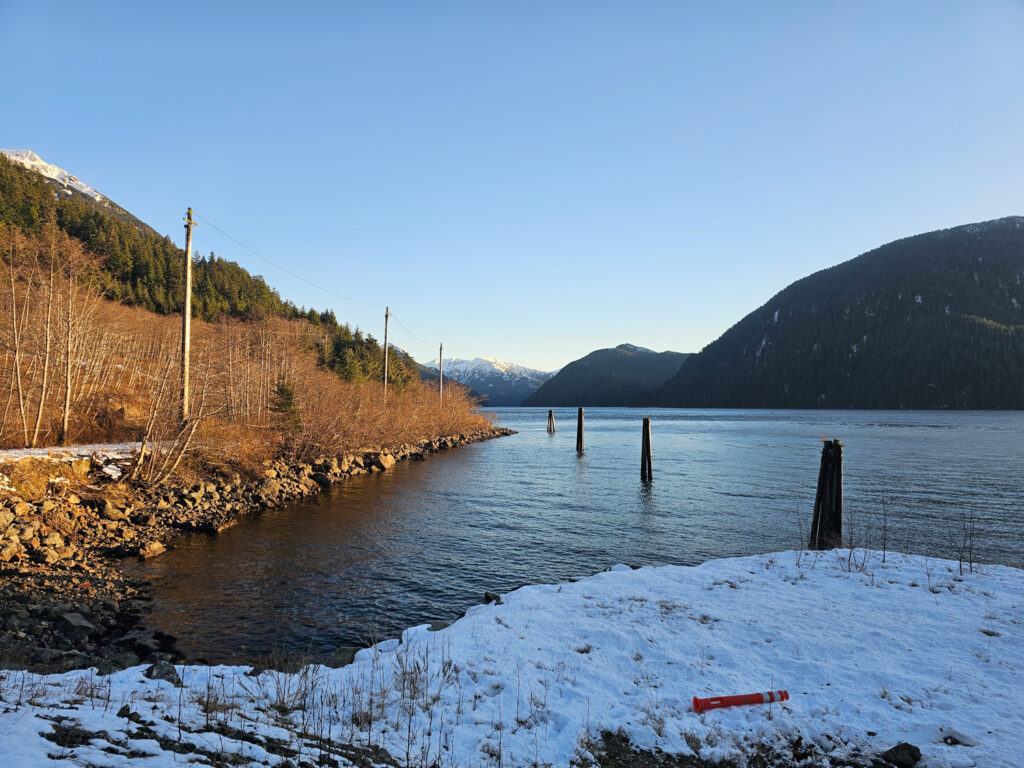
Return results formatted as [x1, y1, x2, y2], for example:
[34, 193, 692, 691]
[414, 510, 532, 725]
[523, 345, 689, 406]
[426, 357, 555, 406]
[656, 216, 1024, 409]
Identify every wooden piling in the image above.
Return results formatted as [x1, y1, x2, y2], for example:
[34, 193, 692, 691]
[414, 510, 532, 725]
[809, 439, 843, 549]
[576, 407, 584, 453]
[547, 409, 556, 434]
[640, 417, 652, 482]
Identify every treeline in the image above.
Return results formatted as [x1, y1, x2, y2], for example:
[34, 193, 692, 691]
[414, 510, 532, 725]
[656, 217, 1024, 409]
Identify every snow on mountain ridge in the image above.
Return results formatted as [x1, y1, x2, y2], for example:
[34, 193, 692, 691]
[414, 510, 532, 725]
[427, 357, 553, 380]
[1, 149, 105, 201]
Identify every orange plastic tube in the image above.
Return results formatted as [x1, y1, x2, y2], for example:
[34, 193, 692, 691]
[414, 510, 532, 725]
[692, 689, 789, 713]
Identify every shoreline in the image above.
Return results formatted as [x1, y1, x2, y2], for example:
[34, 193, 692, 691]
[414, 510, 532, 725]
[1, 549, 1019, 767]
[0, 426, 515, 673]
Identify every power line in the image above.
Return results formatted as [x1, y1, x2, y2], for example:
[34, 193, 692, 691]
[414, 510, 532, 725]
[194, 213, 384, 309]
[392, 315, 432, 347]
[193, 211, 438, 352]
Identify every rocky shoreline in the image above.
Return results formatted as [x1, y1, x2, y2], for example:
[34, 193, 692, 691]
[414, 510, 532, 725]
[0, 426, 515, 673]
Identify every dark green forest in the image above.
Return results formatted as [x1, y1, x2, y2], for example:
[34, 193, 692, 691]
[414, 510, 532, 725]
[656, 217, 1024, 409]
[0, 153, 418, 388]
[525, 345, 688, 406]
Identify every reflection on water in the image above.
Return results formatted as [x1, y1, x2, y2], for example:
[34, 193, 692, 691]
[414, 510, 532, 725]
[129, 408, 1024, 663]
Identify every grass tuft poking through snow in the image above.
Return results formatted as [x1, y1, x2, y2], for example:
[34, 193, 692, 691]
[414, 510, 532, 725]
[1, 550, 1021, 767]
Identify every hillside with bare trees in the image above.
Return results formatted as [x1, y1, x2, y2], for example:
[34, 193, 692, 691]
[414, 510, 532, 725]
[0, 161, 490, 483]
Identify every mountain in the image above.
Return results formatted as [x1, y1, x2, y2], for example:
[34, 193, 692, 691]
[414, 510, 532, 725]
[1, 149, 158, 238]
[426, 357, 555, 406]
[523, 344, 689, 406]
[656, 216, 1024, 409]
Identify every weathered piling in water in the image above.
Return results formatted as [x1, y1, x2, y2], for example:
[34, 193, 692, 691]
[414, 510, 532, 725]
[576, 407, 584, 453]
[547, 410, 556, 434]
[809, 439, 843, 549]
[641, 417, 652, 482]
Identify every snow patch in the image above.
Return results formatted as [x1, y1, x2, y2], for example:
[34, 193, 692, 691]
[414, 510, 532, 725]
[1, 149, 105, 201]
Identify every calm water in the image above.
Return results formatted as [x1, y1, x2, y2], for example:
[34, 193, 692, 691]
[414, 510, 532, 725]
[130, 408, 1024, 663]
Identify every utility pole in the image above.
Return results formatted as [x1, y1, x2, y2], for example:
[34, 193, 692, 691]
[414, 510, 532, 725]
[181, 207, 197, 423]
[383, 306, 391, 402]
[439, 342, 444, 404]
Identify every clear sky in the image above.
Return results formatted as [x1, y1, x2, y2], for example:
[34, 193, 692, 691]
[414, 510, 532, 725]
[3, 1, 1023, 371]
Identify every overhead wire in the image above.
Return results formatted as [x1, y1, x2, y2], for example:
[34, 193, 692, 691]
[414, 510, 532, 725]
[194, 212, 440, 353]
[194, 213, 384, 309]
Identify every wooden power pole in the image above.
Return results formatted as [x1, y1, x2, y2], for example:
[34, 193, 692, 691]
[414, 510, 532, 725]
[383, 306, 391, 401]
[181, 207, 196, 423]
[439, 342, 444, 404]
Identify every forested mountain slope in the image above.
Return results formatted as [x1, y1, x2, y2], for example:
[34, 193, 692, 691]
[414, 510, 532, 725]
[524, 345, 688, 406]
[656, 217, 1024, 409]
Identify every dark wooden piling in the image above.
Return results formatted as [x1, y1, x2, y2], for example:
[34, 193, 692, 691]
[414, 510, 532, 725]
[576, 407, 584, 453]
[547, 409, 556, 434]
[809, 439, 843, 549]
[640, 417, 652, 482]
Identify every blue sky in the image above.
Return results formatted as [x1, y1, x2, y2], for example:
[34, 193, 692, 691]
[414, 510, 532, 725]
[3, 1, 1023, 370]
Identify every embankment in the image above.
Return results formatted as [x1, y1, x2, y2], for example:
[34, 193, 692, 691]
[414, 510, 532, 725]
[0, 426, 514, 672]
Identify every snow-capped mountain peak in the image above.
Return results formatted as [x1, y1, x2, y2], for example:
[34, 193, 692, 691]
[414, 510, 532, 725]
[1, 149, 105, 201]
[425, 356, 556, 406]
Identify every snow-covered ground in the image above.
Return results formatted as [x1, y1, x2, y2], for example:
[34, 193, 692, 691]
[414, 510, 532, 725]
[1, 550, 1020, 767]
[0, 442, 140, 463]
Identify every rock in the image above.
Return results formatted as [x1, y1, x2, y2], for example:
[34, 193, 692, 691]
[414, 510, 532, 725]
[941, 728, 980, 747]
[69, 458, 91, 478]
[138, 540, 166, 559]
[143, 660, 182, 687]
[100, 500, 128, 522]
[880, 742, 921, 767]
[61, 613, 97, 635]
[258, 478, 282, 501]
[324, 646, 359, 668]
[0, 540, 24, 562]
[14, 501, 33, 516]
[483, 591, 503, 605]
[153, 630, 178, 650]
[42, 532, 65, 547]
[264, 469, 278, 479]
[311, 472, 332, 488]
[32, 546, 63, 565]
[0, 508, 14, 531]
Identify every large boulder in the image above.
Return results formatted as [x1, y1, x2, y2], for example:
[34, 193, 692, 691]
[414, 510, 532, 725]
[0, 539, 24, 562]
[138, 540, 166, 559]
